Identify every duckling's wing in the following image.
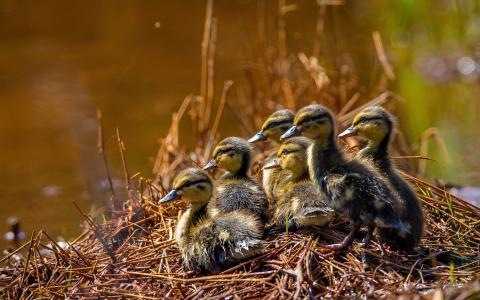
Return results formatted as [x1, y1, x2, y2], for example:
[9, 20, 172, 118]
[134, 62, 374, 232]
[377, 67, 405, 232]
[321, 173, 351, 209]
[323, 173, 393, 215]
[212, 211, 264, 262]
[185, 211, 264, 274]
[215, 179, 269, 223]
[290, 184, 332, 215]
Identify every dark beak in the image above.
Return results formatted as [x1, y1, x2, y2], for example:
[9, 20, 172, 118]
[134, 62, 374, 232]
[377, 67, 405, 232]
[338, 126, 357, 138]
[280, 126, 300, 140]
[159, 189, 180, 203]
[248, 131, 267, 143]
[203, 159, 217, 171]
[263, 159, 280, 170]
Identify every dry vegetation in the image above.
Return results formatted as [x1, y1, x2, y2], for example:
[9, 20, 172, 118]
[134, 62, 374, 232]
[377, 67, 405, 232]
[1, 1, 480, 299]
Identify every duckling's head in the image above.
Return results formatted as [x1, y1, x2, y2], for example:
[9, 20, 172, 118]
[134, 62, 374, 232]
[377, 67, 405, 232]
[160, 168, 213, 206]
[281, 104, 335, 141]
[276, 137, 312, 179]
[203, 137, 251, 176]
[249, 109, 294, 143]
[339, 106, 395, 144]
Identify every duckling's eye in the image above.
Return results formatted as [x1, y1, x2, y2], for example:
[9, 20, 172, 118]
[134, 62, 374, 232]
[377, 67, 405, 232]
[221, 150, 234, 157]
[355, 116, 382, 126]
[215, 148, 233, 157]
[182, 181, 193, 188]
[265, 120, 289, 130]
[280, 149, 296, 156]
[358, 116, 368, 124]
[177, 179, 209, 190]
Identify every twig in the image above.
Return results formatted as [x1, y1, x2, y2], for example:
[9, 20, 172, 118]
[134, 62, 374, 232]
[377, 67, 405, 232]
[19, 229, 36, 287]
[372, 31, 395, 80]
[97, 110, 121, 216]
[73, 202, 117, 263]
[199, 0, 214, 135]
[116, 127, 139, 209]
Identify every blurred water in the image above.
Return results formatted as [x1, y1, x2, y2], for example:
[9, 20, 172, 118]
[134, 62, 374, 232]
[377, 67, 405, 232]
[0, 0, 479, 249]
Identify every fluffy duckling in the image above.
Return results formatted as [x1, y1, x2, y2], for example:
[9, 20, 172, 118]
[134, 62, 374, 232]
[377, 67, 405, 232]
[281, 104, 409, 251]
[159, 168, 264, 274]
[203, 137, 269, 224]
[248, 109, 295, 200]
[339, 106, 424, 252]
[264, 137, 334, 230]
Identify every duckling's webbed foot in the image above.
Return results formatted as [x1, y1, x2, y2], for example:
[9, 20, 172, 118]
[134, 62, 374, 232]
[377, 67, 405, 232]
[361, 224, 375, 267]
[362, 224, 375, 248]
[326, 224, 360, 250]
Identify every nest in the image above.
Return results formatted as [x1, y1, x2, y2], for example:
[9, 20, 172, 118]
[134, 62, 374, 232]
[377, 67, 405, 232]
[1, 1, 480, 298]
[1, 168, 479, 299]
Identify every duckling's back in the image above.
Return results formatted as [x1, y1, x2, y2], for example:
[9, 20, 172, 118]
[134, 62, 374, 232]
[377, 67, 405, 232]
[319, 159, 406, 231]
[358, 151, 425, 251]
[209, 178, 269, 224]
[181, 210, 264, 274]
[377, 169, 424, 251]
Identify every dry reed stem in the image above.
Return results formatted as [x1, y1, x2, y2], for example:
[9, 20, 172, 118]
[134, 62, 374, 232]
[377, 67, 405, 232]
[372, 31, 396, 80]
[204, 17, 217, 135]
[96, 110, 121, 217]
[419, 127, 451, 177]
[199, 0, 214, 136]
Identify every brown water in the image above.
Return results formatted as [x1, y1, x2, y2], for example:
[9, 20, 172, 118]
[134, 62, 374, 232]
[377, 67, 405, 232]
[1, 0, 479, 249]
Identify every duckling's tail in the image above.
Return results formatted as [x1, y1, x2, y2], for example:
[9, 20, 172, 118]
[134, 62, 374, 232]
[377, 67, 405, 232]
[376, 218, 419, 252]
[374, 216, 411, 237]
[378, 226, 419, 252]
[390, 220, 412, 237]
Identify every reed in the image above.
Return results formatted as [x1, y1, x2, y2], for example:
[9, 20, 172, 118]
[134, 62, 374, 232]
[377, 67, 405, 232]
[1, 1, 479, 298]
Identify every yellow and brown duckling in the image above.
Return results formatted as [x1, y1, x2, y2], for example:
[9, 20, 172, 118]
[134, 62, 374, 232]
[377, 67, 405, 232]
[281, 104, 410, 252]
[339, 106, 424, 252]
[203, 137, 269, 224]
[159, 168, 264, 274]
[264, 137, 334, 230]
[248, 109, 295, 200]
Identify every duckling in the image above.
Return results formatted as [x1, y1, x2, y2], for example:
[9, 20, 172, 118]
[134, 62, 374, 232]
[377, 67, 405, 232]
[159, 168, 264, 274]
[281, 104, 409, 252]
[264, 137, 334, 230]
[203, 137, 269, 224]
[248, 109, 295, 200]
[339, 106, 424, 252]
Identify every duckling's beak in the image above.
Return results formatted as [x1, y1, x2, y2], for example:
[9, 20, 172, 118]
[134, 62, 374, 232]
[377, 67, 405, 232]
[338, 126, 356, 138]
[263, 159, 280, 170]
[203, 160, 217, 171]
[159, 189, 180, 203]
[248, 131, 267, 143]
[280, 126, 299, 140]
